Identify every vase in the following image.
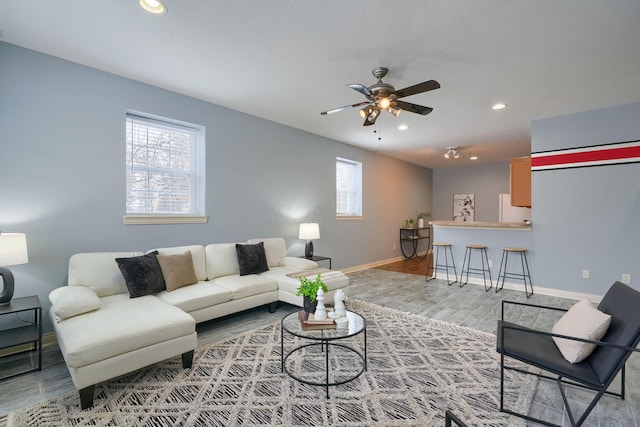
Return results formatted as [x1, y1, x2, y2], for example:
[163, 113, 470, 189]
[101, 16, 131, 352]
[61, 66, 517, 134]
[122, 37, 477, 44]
[303, 295, 318, 313]
[418, 218, 425, 228]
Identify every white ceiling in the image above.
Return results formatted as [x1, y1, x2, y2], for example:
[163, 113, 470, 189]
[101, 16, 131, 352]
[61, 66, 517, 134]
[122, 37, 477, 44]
[1, 1, 639, 169]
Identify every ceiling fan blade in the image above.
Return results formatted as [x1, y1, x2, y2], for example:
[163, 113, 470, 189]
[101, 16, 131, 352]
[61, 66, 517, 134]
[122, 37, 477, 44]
[393, 80, 440, 99]
[321, 101, 370, 115]
[395, 100, 434, 115]
[347, 83, 373, 100]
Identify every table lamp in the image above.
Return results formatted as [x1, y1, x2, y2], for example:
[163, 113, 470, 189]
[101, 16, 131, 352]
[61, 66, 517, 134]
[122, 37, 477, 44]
[299, 223, 320, 259]
[0, 232, 29, 305]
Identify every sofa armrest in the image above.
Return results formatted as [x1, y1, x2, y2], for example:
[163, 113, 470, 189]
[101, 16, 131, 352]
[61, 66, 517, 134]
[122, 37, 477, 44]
[49, 286, 102, 321]
[280, 256, 318, 269]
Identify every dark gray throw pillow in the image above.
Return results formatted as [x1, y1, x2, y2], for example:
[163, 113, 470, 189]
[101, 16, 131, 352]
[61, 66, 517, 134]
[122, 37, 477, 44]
[116, 251, 166, 298]
[236, 242, 269, 276]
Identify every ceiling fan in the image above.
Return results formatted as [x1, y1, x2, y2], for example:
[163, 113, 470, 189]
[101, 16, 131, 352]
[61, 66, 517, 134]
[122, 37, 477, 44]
[320, 67, 440, 126]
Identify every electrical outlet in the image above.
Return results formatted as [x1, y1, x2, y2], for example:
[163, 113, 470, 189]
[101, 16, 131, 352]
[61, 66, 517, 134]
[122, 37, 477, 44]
[393, 244, 397, 251]
[622, 274, 631, 284]
[488, 260, 493, 268]
[582, 269, 590, 279]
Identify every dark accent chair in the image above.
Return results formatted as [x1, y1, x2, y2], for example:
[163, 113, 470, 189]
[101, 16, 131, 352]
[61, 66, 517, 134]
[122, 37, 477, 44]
[497, 281, 640, 427]
[444, 410, 468, 427]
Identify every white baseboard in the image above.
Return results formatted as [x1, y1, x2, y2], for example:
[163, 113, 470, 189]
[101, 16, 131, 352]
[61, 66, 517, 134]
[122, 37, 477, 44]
[431, 273, 603, 302]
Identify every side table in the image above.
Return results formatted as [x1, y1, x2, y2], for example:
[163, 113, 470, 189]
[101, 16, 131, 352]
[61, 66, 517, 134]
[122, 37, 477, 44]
[299, 255, 332, 269]
[0, 295, 42, 380]
[281, 310, 366, 398]
[400, 227, 430, 259]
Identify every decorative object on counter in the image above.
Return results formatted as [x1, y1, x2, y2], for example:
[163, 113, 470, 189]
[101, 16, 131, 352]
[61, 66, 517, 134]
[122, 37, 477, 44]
[298, 223, 320, 258]
[333, 288, 347, 317]
[416, 211, 431, 228]
[314, 288, 327, 320]
[296, 273, 328, 313]
[0, 232, 29, 305]
[453, 193, 475, 222]
[403, 217, 414, 229]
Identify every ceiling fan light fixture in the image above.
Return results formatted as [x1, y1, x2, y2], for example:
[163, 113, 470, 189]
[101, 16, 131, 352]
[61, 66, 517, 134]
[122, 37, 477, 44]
[378, 97, 391, 109]
[388, 107, 402, 117]
[140, 0, 167, 14]
[366, 108, 380, 123]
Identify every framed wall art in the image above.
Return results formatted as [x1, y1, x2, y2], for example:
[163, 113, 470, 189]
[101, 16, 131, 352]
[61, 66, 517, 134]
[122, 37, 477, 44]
[453, 193, 475, 222]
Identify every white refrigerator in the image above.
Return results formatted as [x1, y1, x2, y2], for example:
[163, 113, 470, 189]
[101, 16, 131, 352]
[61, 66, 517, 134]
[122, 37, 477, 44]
[499, 193, 531, 223]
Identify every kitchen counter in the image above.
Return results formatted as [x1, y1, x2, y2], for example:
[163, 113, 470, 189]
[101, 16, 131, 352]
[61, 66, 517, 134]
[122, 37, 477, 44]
[430, 220, 531, 230]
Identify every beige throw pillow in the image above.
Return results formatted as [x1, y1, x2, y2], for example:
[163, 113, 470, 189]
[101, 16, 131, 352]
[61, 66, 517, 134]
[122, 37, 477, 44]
[156, 251, 199, 292]
[552, 299, 611, 364]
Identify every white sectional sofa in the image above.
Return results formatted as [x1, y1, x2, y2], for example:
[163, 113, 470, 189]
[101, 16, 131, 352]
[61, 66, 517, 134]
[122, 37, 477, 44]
[49, 237, 348, 409]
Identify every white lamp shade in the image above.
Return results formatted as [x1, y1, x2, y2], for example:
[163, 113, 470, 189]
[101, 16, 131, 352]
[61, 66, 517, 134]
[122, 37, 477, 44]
[298, 223, 320, 240]
[0, 233, 29, 266]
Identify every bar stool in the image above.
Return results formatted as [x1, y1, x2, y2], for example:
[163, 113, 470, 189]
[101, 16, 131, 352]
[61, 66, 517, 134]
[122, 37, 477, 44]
[426, 242, 458, 286]
[496, 247, 533, 298]
[460, 244, 493, 291]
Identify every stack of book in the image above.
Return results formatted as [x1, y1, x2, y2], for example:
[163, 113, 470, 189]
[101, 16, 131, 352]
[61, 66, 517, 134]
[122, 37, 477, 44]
[298, 311, 336, 331]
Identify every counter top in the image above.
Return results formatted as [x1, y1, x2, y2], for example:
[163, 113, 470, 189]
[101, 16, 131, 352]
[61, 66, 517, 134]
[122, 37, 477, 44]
[429, 220, 531, 230]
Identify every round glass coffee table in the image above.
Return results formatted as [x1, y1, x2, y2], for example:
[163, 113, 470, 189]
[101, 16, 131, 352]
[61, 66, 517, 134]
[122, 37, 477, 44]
[281, 310, 367, 398]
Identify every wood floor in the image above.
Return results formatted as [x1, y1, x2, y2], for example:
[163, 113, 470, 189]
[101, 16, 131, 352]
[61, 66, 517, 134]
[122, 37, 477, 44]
[374, 254, 432, 275]
[1, 266, 638, 426]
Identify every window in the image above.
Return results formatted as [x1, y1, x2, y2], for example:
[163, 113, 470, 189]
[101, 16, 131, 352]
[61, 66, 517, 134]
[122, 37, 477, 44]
[124, 112, 206, 224]
[336, 157, 362, 219]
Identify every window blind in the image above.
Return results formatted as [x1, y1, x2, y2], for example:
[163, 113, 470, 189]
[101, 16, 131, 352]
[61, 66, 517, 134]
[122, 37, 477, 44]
[125, 114, 199, 215]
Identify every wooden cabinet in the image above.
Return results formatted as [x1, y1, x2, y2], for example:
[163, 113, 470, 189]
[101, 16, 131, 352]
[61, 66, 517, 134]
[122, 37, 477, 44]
[510, 157, 531, 207]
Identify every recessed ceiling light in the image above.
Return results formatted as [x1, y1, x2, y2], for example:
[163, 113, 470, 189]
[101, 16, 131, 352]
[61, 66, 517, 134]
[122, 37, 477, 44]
[470, 156, 478, 160]
[398, 124, 409, 131]
[492, 103, 507, 110]
[140, 0, 167, 14]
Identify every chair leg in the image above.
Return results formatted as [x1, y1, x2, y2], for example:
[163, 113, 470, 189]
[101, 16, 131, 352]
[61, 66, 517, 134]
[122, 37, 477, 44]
[496, 250, 508, 293]
[447, 246, 458, 286]
[521, 252, 534, 298]
[461, 247, 470, 288]
[482, 248, 493, 291]
[425, 246, 438, 282]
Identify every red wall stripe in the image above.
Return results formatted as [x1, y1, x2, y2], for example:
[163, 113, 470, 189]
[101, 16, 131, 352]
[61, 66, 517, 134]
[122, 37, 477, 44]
[531, 141, 640, 170]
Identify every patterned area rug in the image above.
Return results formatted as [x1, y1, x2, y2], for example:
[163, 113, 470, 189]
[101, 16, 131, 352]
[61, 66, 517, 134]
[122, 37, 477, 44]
[8, 300, 536, 426]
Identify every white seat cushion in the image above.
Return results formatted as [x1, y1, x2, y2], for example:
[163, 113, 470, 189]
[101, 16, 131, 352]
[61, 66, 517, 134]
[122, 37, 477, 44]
[246, 237, 286, 267]
[155, 281, 233, 312]
[261, 266, 348, 295]
[54, 294, 195, 368]
[209, 274, 278, 300]
[68, 252, 144, 297]
[205, 243, 241, 280]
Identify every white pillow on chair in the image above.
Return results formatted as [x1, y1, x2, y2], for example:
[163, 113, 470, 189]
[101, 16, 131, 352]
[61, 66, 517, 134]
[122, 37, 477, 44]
[552, 299, 611, 363]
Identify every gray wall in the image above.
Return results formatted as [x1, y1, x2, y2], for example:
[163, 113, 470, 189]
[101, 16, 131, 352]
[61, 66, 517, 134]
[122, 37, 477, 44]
[432, 162, 510, 222]
[531, 102, 640, 295]
[0, 42, 432, 332]
[432, 102, 640, 297]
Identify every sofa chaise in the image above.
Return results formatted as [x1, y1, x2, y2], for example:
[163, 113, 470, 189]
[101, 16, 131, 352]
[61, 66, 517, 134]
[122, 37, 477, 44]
[48, 237, 348, 408]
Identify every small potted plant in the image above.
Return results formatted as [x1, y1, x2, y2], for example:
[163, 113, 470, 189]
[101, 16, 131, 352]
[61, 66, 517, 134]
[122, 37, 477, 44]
[403, 217, 415, 229]
[296, 273, 329, 313]
[416, 211, 431, 228]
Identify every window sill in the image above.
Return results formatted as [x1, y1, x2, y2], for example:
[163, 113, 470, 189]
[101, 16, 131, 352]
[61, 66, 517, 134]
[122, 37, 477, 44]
[123, 215, 208, 225]
[336, 215, 363, 221]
